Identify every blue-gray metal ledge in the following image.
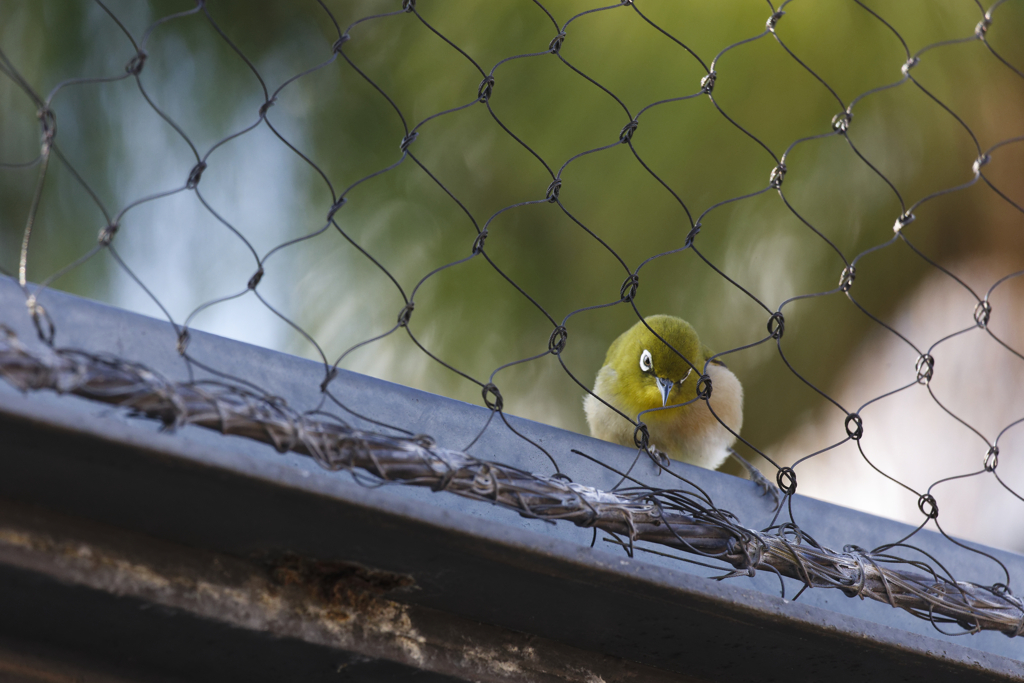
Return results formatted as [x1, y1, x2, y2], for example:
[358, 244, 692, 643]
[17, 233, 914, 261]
[0, 280, 1021, 682]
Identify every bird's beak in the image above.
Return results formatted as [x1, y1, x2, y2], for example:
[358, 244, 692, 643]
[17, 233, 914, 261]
[656, 376, 674, 407]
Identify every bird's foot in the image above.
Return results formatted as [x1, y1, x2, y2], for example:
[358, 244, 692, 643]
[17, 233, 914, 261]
[645, 445, 671, 470]
[728, 448, 783, 511]
[749, 467, 784, 511]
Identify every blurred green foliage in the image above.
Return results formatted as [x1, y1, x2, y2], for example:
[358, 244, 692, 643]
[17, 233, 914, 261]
[1, 0, 1022, 473]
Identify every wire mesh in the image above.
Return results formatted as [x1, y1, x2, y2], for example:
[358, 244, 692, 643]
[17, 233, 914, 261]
[1, 0, 1023, 640]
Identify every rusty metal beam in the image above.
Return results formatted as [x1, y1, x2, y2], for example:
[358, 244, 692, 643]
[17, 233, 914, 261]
[0, 500, 691, 683]
[0, 282, 1022, 681]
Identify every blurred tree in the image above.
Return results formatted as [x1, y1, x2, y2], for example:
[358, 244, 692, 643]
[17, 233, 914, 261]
[1, 0, 1021, 492]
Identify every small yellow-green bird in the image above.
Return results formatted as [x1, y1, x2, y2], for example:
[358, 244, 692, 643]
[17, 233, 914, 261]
[585, 314, 778, 503]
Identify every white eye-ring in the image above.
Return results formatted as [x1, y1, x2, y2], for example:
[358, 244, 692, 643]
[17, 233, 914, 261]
[677, 368, 693, 384]
[639, 349, 653, 373]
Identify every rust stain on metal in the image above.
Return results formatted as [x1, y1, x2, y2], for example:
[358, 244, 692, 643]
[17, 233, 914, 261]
[0, 514, 693, 682]
[0, 521, 424, 659]
[263, 552, 415, 623]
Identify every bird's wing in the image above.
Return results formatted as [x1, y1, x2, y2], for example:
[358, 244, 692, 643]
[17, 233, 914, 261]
[702, 342, 727, 368]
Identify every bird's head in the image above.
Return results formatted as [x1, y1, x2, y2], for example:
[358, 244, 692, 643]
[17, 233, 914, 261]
[605, 315, 706, 412]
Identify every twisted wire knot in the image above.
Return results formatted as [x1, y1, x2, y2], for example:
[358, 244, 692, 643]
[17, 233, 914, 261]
[684, 223, 701, 248]
[549, 31, 566, 54]
[893, 211, 915, 233]
[917, 493, 939, 519]
[620, 274, 639, 302]
[839, 265, 856, 292]
[915, 354, 934, 384]
[125, 51, 148, 75]
[845, 413, 863, 440]
[248, 267, 264, 290]
[700, 71, 716, 94]
[548, 325, 568, 354]
[477, 76, 494, 102]
[546, 178, 562, 202]
[397, 302, 415, 326]
[187, 161, 207, 189]
[832, 111, 852, 133]
[984, 446, 999, 472]
[619, 119, 638, 144]
[472, 230, 488, 255]
[974, 300, 991, 328]
[776, 467, 797, 496]
[97, 223, 119, 247]
[482, 383, 503, 411]
[400, 131, 418, 152]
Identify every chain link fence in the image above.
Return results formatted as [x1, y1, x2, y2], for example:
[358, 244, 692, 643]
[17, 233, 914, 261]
[2, 0, 1023, 643]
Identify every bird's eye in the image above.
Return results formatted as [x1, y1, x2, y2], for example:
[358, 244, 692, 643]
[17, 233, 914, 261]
[639, 349, 653, 373]
[677, 368, 693, 384]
